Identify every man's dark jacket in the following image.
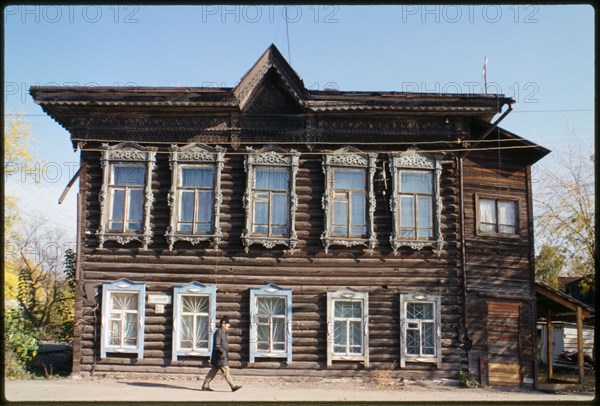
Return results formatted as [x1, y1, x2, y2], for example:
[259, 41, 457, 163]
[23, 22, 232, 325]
[211, 327, 229, 367]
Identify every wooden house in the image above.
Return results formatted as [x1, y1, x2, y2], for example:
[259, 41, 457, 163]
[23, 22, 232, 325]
[31, 44, 550, 387]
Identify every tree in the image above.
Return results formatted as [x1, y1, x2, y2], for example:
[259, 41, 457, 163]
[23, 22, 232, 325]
[9, 217, 75, 341]
[534, 142, 595, 292]
[535, 244, 567, 288]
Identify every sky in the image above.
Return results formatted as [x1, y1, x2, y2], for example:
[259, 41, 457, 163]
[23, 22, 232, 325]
[3, 4, 595, 244]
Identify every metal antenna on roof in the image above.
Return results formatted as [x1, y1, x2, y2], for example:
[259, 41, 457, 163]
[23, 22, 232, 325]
[284, 6, 292, 64]
[483, 56, 488, 94]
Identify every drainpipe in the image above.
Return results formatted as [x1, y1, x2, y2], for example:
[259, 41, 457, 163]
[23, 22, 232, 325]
[456, 153, 471, 368]
[462, 101, 514, 159]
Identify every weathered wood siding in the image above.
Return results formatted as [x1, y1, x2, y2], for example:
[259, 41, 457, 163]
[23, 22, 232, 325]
[462, 151, 536, 386]
[75, 143, 466, 378]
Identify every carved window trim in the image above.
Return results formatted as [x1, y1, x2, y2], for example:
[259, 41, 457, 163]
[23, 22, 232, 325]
[166, 144, 226, 250]
[399, 291, 442, 368]
[171, 282, 217, 362]
[100, 279, 146, 359]
[242, 146, 300, 253]
[474, 193, 520, 238]
[321, 147, 377, 253]
[389, 149, 443, 255]
[97, 143, 156, 250]
[249, 283, 293, 364]
[326, 288, 369, 367]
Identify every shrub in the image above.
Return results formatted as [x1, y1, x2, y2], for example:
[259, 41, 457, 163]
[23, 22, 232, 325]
[458, 369, 479, 388]
[4, 309, 42, 377]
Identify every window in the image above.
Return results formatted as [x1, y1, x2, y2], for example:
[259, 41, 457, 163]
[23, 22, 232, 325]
[98, 143, 156, 250]
[172, 282, 217, 361]
[166, 144, 225, 250]
[326, 289, 369, 367]
[477, 196, 518, 235]
[389, 149, 443, 255]
[399, 292, 441, 367]
[249, 284, 292, 364]
[322, 147, 377, 253]
[242, 146, 300, 252]
[101, 279, 146, 359]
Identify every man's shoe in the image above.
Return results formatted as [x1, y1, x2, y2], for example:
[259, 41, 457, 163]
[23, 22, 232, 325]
[232, 386, 242, 392]
[202, 387, 213, 391]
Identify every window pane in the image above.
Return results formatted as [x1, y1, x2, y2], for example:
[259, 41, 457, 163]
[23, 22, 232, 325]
[349, 320, 362, 353]
[400, 171, 432, 194]
[499, 225, 516, 234]
[498, 201, 517, 227]
[334, 301, 361, 318]
[400, 196, 415, 227]
[257, 297, 285, 316]
[253, 201, 268, 226]
[128, 189, 143, 221]
[257, 323, 269, 350]
[112, 293, 138, 310]
[196, 190, 213, 224]
[350, 193, 366, 226]
[273, 317, 286, 345]
[407, 302, 434, 320]
[255, 167, 288, 190]
[182, 295, 209, 313]
[181, 167, 214, 188]
[333, 201, 348, 226]
[406, 328, 420, 355]
[333, 320, 347, 349]
[271, 193, 288, 226]
[110, 319, 122, 346]
[422, 322, 435, 355]
[110, 189, 125, 222]
[196, 315, 209, 349]
[417, 196, 432, 238]
[180, 191, 194, 222]
[178, 224, 192, 232]
[334, 168, 365, 190]
[124, 313, 138, 345]
[479, 198, 497, 224]
[113, 165, 145, 185]
[332, 226, 348, 235]
[180, 315, 193, 349]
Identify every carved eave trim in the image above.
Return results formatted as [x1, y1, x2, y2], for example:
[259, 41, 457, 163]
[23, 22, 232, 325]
[242, 145, 300, 253]
[389, 149, 444, 256]
[97, 143, 156, 250]
[321, 147, 378, 254]
[166, 144, 226, 251]
[233, 45, 307, 110]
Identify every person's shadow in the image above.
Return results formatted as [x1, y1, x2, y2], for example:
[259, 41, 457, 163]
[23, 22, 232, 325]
[120, 382, 198, 391]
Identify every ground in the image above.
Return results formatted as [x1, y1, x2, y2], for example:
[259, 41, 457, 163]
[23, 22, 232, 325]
[4, 374, 596, 403]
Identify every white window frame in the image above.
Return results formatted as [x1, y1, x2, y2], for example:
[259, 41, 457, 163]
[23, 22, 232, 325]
[166, 143, 226, 250]
[389, 149, 443, 255]
[242, 146, 300, 253]
[249, 284, 293, 364]
[101, 279, 146, 359]
[321, 147, 377, 253]
[172, 282, 217, 361]
[97, 142, 156, 250]
[326, 289, 369, 367]
[399, 291, 442, 368]
[475, 194, 520, 237]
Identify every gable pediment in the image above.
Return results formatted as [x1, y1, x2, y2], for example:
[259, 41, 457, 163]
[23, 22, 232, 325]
[234, 44, 307, 112]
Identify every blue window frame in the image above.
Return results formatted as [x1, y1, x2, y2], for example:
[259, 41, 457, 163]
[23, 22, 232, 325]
[101, 279, 146, 359]
[172, 282, 217, 361]
[249, 284, 292, 364]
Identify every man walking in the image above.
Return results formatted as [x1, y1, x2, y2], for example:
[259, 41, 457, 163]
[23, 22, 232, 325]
[202, 316, 242, 392]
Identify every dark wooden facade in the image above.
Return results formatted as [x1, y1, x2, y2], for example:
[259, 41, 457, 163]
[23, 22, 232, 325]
[31, 45, 549, 385]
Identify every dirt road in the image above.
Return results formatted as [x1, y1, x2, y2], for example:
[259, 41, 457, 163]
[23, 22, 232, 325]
[3, 375, 596, 403]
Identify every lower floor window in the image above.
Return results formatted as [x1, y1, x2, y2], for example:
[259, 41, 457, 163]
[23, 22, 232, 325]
[333, 300, 363, 355]
[179, 295, 210, 351]
[109, 292, 139, 347]
[400, 292, 441, 367]
[256, 297, 286, 352]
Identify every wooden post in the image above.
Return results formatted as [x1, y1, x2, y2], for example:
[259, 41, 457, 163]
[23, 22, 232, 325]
[577, 306, 584, 386]
[546, 309, 553, 381]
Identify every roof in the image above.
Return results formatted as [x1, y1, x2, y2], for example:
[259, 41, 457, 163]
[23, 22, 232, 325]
[535, 281, 594, 319]
[558, 276, 582, 290]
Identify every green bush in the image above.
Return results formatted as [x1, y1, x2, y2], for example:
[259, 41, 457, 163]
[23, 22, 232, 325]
[458, 369, 480, 389]
[4, 310, 42, 377]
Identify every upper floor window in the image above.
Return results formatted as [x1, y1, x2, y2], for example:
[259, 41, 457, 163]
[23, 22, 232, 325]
[477, 196, 518, 235]
[98, 143, 156, 250]
[101, 279, 146, 359]
[326, 289, 369, 367]
[242, 146, 300, 253]
[399, 291, 441, 368]
[249, 284, 293, 364]
[172, 282, 217, 361]
[166, 144, 225, 250]
[389, 149, 443, 255]
[322, 147, 377, 253]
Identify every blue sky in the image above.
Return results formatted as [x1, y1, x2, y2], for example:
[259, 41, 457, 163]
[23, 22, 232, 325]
[4, 5, 595, 242]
